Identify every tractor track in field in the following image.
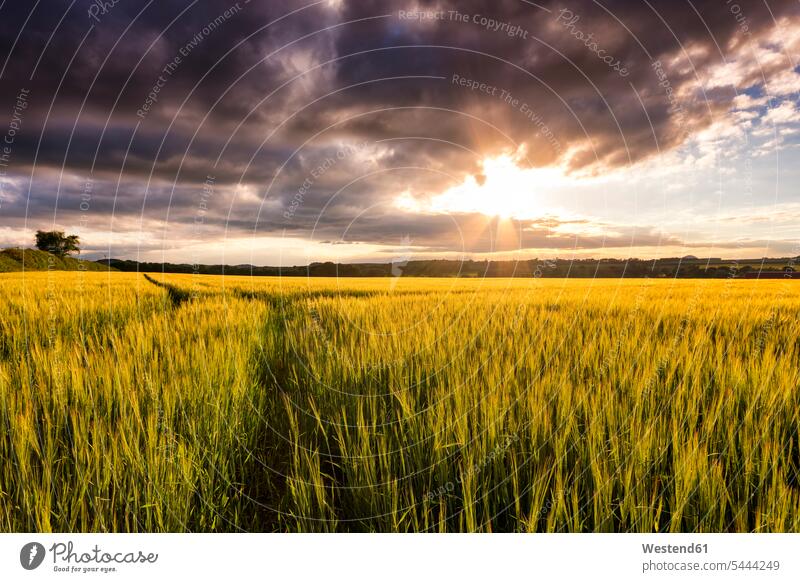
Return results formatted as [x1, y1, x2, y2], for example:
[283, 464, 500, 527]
[143, 273, 192, 307]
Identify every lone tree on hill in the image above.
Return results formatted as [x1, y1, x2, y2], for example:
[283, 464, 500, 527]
[35, 230, 80, 257]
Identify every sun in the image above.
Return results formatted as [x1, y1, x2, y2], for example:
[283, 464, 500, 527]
[424, 154, 566, 220]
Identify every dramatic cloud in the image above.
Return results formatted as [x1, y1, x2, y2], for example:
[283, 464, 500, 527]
[0, 0, 798, 262]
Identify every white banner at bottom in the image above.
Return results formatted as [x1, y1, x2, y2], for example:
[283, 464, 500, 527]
[1, 533, 797, 582]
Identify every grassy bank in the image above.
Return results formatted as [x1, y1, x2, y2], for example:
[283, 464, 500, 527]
[0, 248, 112, 272]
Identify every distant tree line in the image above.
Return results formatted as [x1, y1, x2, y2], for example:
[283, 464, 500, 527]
[20, 231, 800, 278]
[97, 257, 800, 278]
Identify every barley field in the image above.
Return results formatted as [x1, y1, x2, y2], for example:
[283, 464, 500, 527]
[1, 271, 799, 532]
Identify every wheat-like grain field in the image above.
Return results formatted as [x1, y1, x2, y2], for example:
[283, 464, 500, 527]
[1, 271, 798, 532]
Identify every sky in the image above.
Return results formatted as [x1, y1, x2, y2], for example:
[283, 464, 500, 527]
[0, 0, 798, 266]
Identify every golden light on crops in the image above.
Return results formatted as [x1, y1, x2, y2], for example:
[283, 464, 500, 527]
[3, 271, 800, 532]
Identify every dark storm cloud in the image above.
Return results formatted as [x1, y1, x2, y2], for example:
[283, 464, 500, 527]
[0, 0, 798, 256]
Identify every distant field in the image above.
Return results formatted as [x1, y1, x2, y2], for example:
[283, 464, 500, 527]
[1, 272, 799, 532]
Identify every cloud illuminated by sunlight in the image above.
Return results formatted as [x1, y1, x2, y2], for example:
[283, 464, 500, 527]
[401, 155, 586, 220]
